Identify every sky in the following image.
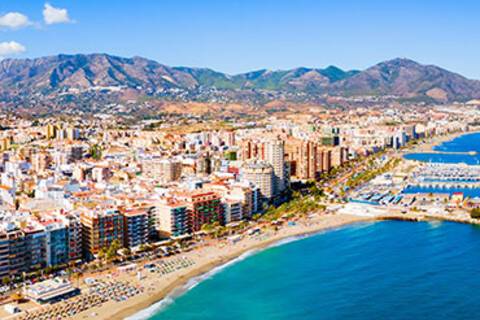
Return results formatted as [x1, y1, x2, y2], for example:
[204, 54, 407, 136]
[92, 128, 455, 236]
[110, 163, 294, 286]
[1, 0, 480, 77]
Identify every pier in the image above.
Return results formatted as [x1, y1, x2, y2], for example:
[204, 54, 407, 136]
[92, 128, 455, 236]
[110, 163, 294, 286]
[419, 150, 478, 155]
[408, 182, 480, 189]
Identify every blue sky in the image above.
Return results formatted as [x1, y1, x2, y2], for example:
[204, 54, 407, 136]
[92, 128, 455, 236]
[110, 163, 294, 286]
[1, 1, 480, 77]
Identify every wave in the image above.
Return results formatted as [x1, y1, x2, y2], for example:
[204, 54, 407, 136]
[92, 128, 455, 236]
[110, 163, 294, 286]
[270, 222, 374, 249]
[124, 249, 259, 320]
[125, 223, 365, 320]
[268, 235, 307, 248]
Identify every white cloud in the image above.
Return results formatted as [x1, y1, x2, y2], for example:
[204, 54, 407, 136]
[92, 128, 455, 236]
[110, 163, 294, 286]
[43, 3, 72, 25]
[0, 41, 26, 57]
[0, 12, 32, 30]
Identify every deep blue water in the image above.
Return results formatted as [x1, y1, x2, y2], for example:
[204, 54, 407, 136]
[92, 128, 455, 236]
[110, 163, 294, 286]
[404, 132, 480, 196]
[134, 133, 480, 320]
[434, 132, 480, 153]
[136, 221, 480, 320]
[403, 186, 480, 198]
[404, 132, 480, 164]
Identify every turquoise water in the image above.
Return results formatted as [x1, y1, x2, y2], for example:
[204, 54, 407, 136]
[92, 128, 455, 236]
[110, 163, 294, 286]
[133, 133, 480, 320]
[136, 221, 480, 320]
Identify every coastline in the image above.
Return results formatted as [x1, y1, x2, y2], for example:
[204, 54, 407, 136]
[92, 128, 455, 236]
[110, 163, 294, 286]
[76, 129, 477, 320]
[105, 211, 480, 320]
[70, 213, 373, 320]
[86, 211, 480, 320]
[19, 129, 473, 320]
[407, 129, 478, 154]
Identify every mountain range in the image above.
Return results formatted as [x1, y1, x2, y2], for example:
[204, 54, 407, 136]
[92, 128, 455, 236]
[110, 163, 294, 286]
[1, 53, 480, 112]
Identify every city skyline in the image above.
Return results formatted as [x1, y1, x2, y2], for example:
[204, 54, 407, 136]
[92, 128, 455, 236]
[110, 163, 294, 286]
[2, 2, 480, 320]
[1, 1, 480, 78]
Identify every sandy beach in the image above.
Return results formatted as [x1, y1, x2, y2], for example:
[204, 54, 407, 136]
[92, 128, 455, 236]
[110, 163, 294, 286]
[65, 213, 370, 320]
[10, 205, 478, 320]
[6, 129, 474, 320]
[407, 129, 476, 154]
[108, 130, 478, 320]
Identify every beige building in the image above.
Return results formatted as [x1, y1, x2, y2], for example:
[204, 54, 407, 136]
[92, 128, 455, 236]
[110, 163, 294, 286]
[45, 124, 57, 140]
[242, 161, 274, 201]
[32, 152, 51, 173]
[154, 199, 190, 238]
[264, 140, 288, 195]
[142, 158, 182, 183]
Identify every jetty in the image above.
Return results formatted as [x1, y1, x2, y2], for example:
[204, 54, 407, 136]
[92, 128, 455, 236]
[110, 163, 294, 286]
[425, 150, 478, 155]
[408, 181, 480, 189]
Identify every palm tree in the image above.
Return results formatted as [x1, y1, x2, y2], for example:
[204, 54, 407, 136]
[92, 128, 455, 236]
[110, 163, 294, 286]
[121, 247, 132, 257]
[97, 248, 106, 263]
[2, 276, 10, 286]
[73, 271, 82, 287]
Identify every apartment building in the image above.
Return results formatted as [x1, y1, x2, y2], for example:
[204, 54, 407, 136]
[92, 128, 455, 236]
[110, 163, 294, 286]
[242, 161, 274, 203]
[155, 200, 191, 238]
[122, 208, 149, 249]
[223, 199, 243, 224]
[56, 212, 83, 262]
[265, 139, 288, 195]
[80, 209, 124, 260]
[175, 191, 224, 232]
[142, 158, 182, 183]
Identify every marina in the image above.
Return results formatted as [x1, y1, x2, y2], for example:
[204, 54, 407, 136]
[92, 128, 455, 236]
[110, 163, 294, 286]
[2, 2, 480, 320]
[350, 132, 480, 219]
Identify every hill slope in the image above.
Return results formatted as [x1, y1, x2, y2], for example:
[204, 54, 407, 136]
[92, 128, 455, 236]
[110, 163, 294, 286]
[333, 58, 480, 101]
[0, 54, 479, 111]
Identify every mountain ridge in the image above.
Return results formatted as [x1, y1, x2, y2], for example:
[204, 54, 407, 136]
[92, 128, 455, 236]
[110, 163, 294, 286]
[0, 54, 479, 111]
[331, 58, 480, 101]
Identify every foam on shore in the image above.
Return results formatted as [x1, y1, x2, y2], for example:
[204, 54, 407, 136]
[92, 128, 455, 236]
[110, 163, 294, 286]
[124, 249, 259, 320]
[124, 232, 319, 320]
[124, 221, 368, 320]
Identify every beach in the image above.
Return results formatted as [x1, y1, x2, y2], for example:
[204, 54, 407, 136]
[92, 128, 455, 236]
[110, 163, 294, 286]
[407, 130, 475, 154]
[136, 219, 480, 320]
[68, 129, 474, 320]
[11, 205, 480, 320]
[7, 129, 475, 320]
[97, 208, 480, 320]
[67, 213, 370, 320]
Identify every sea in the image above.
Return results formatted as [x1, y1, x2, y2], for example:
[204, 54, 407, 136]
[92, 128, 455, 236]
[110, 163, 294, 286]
[403, 131, 480, 197]
[403, 131, 480, 165]
[130, 221, 480, 320]
[127, 132, 480, 320]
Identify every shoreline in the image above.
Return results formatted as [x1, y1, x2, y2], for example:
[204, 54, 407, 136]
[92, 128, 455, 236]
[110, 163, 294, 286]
[92, 213, 480, 320]
[11, 129, 476, 320]
[113, 212, 480, 320]
[407, 129, 478, 154]
[70, 214, 373, 320]
[77, 130, 478, 320]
